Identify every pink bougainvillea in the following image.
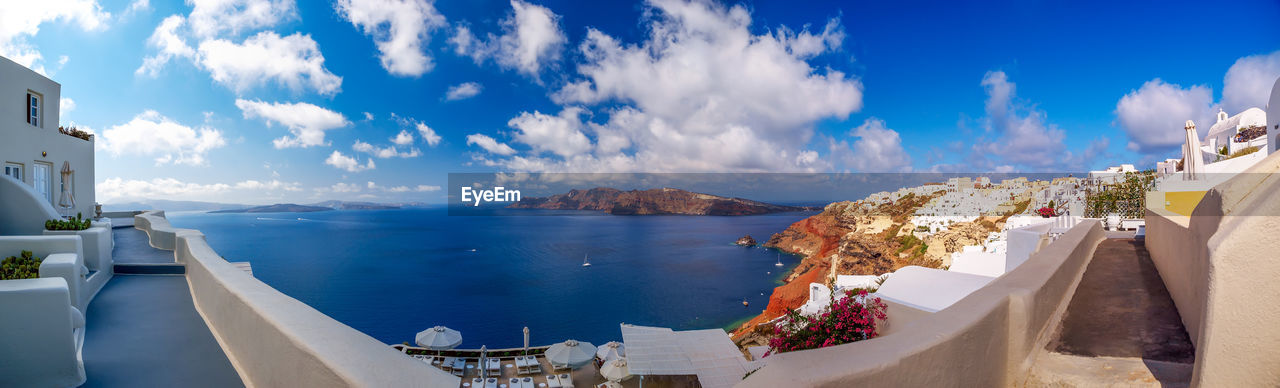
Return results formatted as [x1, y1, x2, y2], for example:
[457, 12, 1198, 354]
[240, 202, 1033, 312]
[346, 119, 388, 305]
[766, 290, 888, 355]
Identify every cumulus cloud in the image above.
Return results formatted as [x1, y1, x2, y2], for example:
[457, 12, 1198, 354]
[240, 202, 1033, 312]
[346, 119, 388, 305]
[1114, 79, 1216, 154]
[416, 122, 442, 146]
[507, 108, 592, 158]
[1221, 50, 1280, 114]
[0, 0, 110, 73]
[445, 82, 482, 101]
[136, 15, 194, 76]
[829, 118, 911, 172]
[391, 129, 414, 145]
[353, 139, 420, 158]
[235, 99, 350, 148]
[472, 0, 859, 173]
[60, 98, 76, 121]
[466, 133, 517, 156]
[136, 2, 341, 95]
[187, 0, 295, 39]
[969, 71, 1067, 169]
[415, 184, 441, 192]
[98, 110, 227, 166]
[198, 32, 342, 95]
[336, 0, 446, 76]
[325, 150, 376, 172]
[96, 177, 300, 203]
[448, 0, 565, 76]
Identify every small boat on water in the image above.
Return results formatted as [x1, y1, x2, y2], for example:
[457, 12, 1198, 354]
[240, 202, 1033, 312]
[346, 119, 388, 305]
[775, 253, 783, 267]
[582, 253, 592, 267]
[742, 299, 749, 307]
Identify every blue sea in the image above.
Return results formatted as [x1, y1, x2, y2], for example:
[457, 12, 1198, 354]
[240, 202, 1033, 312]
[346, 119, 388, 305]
[166, 207, 811, 349]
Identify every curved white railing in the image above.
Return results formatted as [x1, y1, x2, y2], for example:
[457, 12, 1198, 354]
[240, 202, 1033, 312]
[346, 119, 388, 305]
[135, 211, 459, 387]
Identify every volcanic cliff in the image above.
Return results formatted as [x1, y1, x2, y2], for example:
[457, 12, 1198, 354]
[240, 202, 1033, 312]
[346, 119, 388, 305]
[508, 187, 813, 215]
[731, 192, 998, 346]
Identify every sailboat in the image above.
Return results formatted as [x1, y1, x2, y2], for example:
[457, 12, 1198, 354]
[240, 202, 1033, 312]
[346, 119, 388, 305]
[582, 253, 592, 267]
[775, 253, 783, 267]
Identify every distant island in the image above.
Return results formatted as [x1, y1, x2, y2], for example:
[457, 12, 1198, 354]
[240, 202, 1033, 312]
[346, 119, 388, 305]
[508, 187, 815, 215]
[210, 204, 334, 213]
[309, 200, 401, 210]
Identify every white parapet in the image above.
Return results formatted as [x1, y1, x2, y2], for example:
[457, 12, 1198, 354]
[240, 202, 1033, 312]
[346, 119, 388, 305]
[0, 277, 86, 387]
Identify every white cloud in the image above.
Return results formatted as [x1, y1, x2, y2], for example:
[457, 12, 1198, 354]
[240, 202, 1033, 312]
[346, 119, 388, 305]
[353, 139, 420, 158]
[474, 0, 858, 173]
[136, 15, 194, 76]
[416, 122, 442, 146]
[187, 0, 295, 39]
[415, 184, 441, 192]
[968, 70, 1067, 169]
[1114, 79, 1216, 154]
[95, 177, 299, 204]
[325, 150, 375, 172]
[363, 112, 375, 121]
[98, 110, 227, 166]
[336, 0, 446, 76]
[1222, 50, 1280, 114]
[198, 31, 342, 95]
[445, 82, 482, 101]
[449, 0, 565, 76]
[0, 0, 110, 73]
[465, 133, 517, 156]
[235, 99, 350, 148]
[507, 108, 592, 158]
[830, 118, 911, 172]
[391, 129, 414, 145]
[60, 98, 76, 121]
[327, 182, 362, 193]
[124, 0, 150, 15]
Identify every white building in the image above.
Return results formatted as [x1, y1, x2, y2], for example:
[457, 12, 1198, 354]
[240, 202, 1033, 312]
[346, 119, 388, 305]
[1203, 108, 1267, 158]
[0, 56, 95, 220]
[1270, 77, 1280, 155]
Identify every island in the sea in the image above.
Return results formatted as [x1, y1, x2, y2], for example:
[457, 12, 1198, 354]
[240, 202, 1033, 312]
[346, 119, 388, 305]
[210, 204, 334, 213]
[508, 187, 815, 215]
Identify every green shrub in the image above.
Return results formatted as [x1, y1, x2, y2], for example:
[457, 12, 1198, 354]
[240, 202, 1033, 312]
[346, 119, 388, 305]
[1, 250, 43, 280]
[45, 213, 91, 231]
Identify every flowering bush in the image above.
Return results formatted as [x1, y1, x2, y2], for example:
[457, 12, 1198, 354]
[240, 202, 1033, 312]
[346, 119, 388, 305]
[767, 289, 887, 355]
[1036, 206, 1057, 217]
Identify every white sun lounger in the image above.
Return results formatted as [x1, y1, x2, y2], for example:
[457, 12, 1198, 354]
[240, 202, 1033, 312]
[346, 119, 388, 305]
[545, 375, 562, 388]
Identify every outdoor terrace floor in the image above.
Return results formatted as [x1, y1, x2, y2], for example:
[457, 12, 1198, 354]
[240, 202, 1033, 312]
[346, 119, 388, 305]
[110, 227, 174, 264]
[78, 228, 243, 387]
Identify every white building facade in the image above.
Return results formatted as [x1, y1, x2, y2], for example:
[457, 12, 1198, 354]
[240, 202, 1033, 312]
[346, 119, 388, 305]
[0, 56, 94, 218]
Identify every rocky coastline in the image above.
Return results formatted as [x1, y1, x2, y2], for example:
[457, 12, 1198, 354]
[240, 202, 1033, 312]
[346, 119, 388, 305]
[509, 187, 815, 215]
[730, 192, 1000, 347]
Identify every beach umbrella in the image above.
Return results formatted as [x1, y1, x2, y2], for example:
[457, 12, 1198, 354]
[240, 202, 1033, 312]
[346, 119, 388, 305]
[57, 162, 74, 217]
[545, 339, 597, 369]
[1183, 120, 1204, 181]
[523, 327, 530, 356]
[600, 358, 632, 382]
[415, 326, 463, 352]
[596, 341, 625, 363]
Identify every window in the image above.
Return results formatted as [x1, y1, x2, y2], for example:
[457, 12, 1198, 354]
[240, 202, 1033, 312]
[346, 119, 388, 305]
[3, 163, 22, 182]
[27, 92, 41, 127]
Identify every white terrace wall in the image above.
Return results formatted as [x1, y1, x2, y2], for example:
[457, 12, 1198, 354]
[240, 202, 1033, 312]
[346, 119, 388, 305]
[740, 220, 1105, 387]
[135, 211, 459, 387]
[1145, 150, 1280, 387]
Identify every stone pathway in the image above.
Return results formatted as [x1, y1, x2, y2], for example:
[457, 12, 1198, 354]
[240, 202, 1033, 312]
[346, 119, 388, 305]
[1027, 235, 1195, 387]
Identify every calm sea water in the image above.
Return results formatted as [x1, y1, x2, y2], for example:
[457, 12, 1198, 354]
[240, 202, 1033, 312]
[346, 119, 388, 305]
[166, 207, 811, 348]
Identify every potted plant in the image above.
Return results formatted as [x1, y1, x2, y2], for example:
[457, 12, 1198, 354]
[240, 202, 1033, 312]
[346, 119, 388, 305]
[1036, 206, 1057, 218]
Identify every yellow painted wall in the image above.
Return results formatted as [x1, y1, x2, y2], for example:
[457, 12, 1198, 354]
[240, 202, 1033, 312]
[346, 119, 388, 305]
[1164, 191, 1207, 216]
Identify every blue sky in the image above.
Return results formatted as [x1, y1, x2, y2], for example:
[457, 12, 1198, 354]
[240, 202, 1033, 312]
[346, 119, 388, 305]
[5, 0, 1279, 204]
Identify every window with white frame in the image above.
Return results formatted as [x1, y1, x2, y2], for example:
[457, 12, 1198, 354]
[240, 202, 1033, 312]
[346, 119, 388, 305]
[3, 162, 22, 182]
[27, 91, 41, 127]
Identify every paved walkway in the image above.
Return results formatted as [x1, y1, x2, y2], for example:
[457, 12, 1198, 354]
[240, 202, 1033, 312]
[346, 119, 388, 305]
[1027, 235, 1195, 387]
[110, 227, 174, 264]
[79, 229, 243, 387]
